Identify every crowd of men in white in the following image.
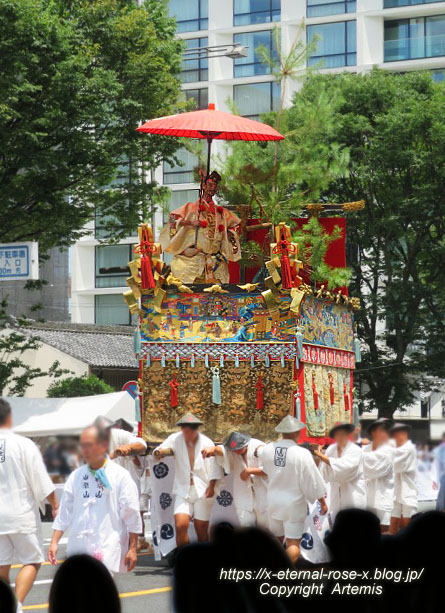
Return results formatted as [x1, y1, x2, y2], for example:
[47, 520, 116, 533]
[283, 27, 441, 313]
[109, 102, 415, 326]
[0, 397, 421, 611]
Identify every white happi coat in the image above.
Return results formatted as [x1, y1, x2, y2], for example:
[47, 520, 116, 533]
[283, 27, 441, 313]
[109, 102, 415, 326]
[258, 440, 326, 523]
[155, 431, 223, 499]
[320, 441, 367, 515]
[109, 428, 147, 494]
[0, 429, 54, 535]
[393, 440, 418, 508]
[53, 459, 142, 573]
[362, 442, 394, 513]
[216, 439, 267, 515]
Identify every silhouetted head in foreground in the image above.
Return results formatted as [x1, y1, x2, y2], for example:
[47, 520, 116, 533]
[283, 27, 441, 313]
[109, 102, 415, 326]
[49, 554, 120, 613]
[325, 509, 381, 567]
[0, 579, 15, 613]
[173, 523, 294, 613]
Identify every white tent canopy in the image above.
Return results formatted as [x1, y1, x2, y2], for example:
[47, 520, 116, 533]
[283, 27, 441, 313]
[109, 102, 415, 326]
[6, 392, 136, 437]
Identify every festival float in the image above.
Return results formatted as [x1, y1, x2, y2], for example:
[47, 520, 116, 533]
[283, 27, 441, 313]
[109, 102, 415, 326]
[124, 104, 363, 447]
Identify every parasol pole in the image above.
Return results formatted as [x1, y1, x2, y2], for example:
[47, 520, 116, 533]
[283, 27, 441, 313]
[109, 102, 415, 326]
[206, 137, 212, 177]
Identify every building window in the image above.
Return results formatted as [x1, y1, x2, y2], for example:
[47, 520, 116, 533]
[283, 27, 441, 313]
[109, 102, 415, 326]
[432, 68, 445, 81]
[163, 189, 199, 264]
[163, 147, 199, 185]
[234, 0, 281, 26]
[95, 294, 132, 326]
[169, 0, 208, 33]
[384, 0, 442, 8]
[185, 88, 209, 110]
[95, 213, 137, 240]
[234, 30, 276, 78]
[95, 244, 134, 288]
[166, 190, 200, 224]
[234, 82, 281, 118]
[307, 1, 356, 18]
[181, 38, 209, 83]
[384, 16, 445, 62]
[307, 21, 357, 68]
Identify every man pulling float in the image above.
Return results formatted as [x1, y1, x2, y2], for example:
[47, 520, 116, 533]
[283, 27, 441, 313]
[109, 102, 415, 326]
[256, 415, 328, 563]
[201, 431, 268, 528]
[153, 413, 222, 548]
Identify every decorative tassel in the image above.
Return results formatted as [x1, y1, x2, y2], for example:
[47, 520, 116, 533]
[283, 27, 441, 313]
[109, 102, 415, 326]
[265, 354, 270, 368]
[176, 353, 180, 368]
[280, 253, 293, 290]
[220, 354, 224, 368]
[354, 337, 362, 363]
[281, 354, 285, 368]
[296, 330, 304, 359]
[146, 353, 151, 367]
[133, 328, 141, 357]
[140, 256, 155, 289]
[312, 373, 319, 410]
[328, 372, 335, 405]
[295, 392, 301, 421]
[352, 400, 360, 427]
[139, 225, 156, 290]
[205, 354, 209, 368]
[235, 354, 240, 367]
[255, 375, 264, 410]
[135, 396, 141, 422]
[211, 367, 221, 404]
[295, 356, 299, 369]
[191, 354, 195, 368]
[161, 354, 166, 368]
[251, 355, 255, 368]
[169, 376, 179, 408]
[344, 381, 350, 412]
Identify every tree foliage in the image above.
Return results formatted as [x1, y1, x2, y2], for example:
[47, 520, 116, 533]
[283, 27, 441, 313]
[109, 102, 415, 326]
[218, 71, 350, 287]
[221, 66, 445, 416]
[0, 0, 184, 251]
[297, 69, 445, 417]
[47, 374, 115, 398]
[0, 299, 70, 395]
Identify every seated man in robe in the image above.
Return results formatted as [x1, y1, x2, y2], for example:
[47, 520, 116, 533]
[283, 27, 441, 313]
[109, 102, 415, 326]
[159, 171, 241, 284]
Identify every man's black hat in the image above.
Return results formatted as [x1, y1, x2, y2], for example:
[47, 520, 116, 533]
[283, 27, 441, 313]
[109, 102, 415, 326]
[113, 418, 134, 433]
[206, 170, 221, 182]
[389, 422, 412, 434]
[368, 417, 393, 435]
[223, 431, 251, 451]
[329, 422, 355, 438]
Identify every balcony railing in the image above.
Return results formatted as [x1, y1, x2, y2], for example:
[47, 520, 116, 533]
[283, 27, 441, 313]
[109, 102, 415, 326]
[384, 33, 445, 61]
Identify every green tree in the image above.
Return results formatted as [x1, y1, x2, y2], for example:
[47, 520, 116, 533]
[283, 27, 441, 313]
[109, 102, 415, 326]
[0, 299, 70, 395]
[297, 69, 445, 417]
[218, 63, 350, 286]
[47, 374, 115, 398]
[0, 0, 184, 252]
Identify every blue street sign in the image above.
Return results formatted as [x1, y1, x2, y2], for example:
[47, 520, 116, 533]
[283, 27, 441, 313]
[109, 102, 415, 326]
[0, 242, 39, 280]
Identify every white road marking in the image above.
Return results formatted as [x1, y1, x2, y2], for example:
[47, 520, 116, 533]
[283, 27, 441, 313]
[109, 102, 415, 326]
[12, 579, 53, 587]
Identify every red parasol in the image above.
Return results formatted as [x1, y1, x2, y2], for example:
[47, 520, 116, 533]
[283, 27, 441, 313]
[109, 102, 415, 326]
[137, 103, 284, 175]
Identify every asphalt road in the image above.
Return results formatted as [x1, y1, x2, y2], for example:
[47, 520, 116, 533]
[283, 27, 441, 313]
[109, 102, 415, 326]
[12, 524, 173, 613]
